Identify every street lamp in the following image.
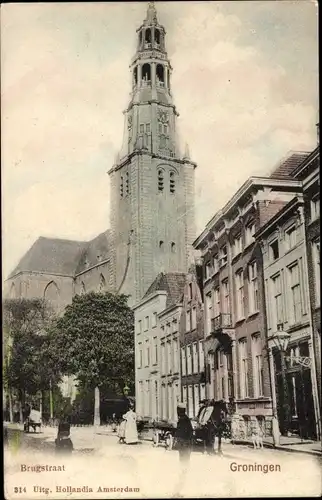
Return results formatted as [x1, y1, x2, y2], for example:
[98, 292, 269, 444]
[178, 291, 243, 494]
[271, 326, 291, 437]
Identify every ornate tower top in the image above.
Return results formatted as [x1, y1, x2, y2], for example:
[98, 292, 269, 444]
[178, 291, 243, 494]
[145, 1, 158, 24]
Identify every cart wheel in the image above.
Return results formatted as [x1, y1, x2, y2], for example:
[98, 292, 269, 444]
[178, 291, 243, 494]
[165, 433, 174, 451]
[153, 431, 159, 447]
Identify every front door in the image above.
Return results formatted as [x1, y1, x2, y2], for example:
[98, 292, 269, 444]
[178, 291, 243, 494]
[286, 368, 316, 439]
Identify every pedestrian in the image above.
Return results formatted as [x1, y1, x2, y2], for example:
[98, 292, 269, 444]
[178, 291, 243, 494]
[123, 404, 138, 445]
[173, 403, 193, 497]
[118, 416, 126, 444]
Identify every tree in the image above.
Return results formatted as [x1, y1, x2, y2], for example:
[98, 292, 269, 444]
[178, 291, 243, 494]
[3, 298, 60, 422]
[53, 292, 135, 426]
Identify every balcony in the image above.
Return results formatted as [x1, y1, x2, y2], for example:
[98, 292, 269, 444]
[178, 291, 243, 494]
[212, 313, 232, 332]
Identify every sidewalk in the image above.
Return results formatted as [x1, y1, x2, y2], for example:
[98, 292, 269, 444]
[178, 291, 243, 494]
[231, 435, 322, 457]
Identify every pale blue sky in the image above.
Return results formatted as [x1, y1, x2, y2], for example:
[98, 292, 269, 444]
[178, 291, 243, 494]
[1, 1, 318, 278]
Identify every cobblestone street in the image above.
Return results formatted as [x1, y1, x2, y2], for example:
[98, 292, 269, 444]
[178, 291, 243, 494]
[4, 425, 321, 498]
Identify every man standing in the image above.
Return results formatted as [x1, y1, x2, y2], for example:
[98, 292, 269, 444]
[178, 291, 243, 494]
[174, 402, 193, 496]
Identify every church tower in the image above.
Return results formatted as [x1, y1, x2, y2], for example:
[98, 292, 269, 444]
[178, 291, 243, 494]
[109, 2, 197, 306]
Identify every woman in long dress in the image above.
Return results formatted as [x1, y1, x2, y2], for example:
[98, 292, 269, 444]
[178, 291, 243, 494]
[123, 407, 138, 445]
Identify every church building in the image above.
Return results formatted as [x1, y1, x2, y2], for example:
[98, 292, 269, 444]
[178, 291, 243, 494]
[5, 2, 197, 311]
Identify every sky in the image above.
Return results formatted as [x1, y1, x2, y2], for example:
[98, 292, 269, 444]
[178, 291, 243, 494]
[1, 1, 319, 278]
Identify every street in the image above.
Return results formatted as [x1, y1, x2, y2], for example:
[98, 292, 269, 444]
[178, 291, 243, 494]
[4, 426, 322, 499]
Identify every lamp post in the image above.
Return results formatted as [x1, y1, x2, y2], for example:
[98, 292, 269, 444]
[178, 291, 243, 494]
[271, 327, 291, 437]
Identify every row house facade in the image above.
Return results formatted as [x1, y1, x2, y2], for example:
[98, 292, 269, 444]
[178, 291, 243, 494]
[179, 266, 206, 419]
[133, 272, 186, 423]
[292, 144, 320, 416]
[256, 195, 320, 440]
[193, 155, 306, 438]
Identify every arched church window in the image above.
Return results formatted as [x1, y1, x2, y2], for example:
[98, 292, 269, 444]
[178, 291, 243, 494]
[98, 274, 106, 292]
[167, 69, 170, 89]
[44, 281, 60, 304]
[145, 28, 152, 47]
[171, 242, 176, 253]
[158, 169, 164, 192]
[142, 63, 151, 85]
[10, 283, 16, 299]
[159, 241, 164, 250]
[156, 64, 165, 87]
[80, 282, 86, 295]
[170, 171, 175, 194]
[139, 31, 142, 47]
[120, 176, 124, 198]
[133, 66, 138, 85]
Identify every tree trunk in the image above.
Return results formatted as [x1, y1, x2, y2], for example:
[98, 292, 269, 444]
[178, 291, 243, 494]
[8, 388, 13, 423]
[49, 380, 54, 423]
[94, 386, 100, 428]
[39, 391, 43, 420]
[19, 400, 23, 425]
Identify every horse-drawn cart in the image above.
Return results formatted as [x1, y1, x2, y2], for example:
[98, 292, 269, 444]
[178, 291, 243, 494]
[152, 421, 177, 450]
[24, 409, 42, 433]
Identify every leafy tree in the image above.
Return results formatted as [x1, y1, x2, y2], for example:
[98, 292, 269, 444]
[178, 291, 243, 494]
[3, 298, 60, 422]
[53, 292, 135, 426]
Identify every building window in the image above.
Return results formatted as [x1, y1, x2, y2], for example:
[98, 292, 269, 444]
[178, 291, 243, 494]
[285, 225, 297, 250]
[137, 320, 142, 334]
[191, 307, 197, 330]
[187, 345, 192, 375]
[158, 169, 164, 192]
[138, 342, 143, 369]
[138, 381, 143, 416]
[193, 385, 200, 417]
[171, 242, 176, 253]
[199, 341, 205, 372]
[192, 342, 198, 374]
[248, 262, 259, 315]
[185, 310, 191, 332]
[181, 347, 186, 376]
[232, 234, 242, 258]
[312, 238, 320, 305]
[239, 339, 249, 399]
[170, 171, 175, 193]
[289, 263, 301, 324]
[188, 385, 194, 418]
[220, 245, 228, 267]
[145, 339, 150, 367]
[205, 292, 212, 335]
[152, 312, 157, 328]
[120, 176, 124, 197]
[125, 171, 130, 195]
[146, 123, 151, 133]
[235, 270, 245, 320]
[188, 282, 193, 300]
[144, 315, 149, 331]
[213, 253, 219, 273]
[161, 343, 166, 375]
[269, 239, 279, 261]
[139, 124, 144, 134]
[200, 383, 206, 401]
[159, 240, 164, 250]
[205, 261, 212, 279]
[173, 338, 179, 372]
[311, 195, 320, 221]
[252, 335, 264, 398]
[216, 350, 225, 400]
[167, 340, 172, 374]
[272, 274, 283, 330]
[245, 223, 255, 247]
[172, 319, 178, 333]
[222, 280, 230, 316]
[153, 336, 158, 365]
[214, 287, 220, 317]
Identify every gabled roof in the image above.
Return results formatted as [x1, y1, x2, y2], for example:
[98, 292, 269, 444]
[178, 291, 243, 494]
[269, 151, 310, 180]
[8, 237, 87, 278]
[144, 272, 187, 308]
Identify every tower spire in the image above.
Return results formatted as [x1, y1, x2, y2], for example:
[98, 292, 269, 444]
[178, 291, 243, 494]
[145, 1, 158, 24]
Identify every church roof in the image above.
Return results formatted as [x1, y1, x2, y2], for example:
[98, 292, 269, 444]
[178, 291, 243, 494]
[8, 230, 112, 279]
[8, 237, 87, 278]
[144, 272, 187, 308]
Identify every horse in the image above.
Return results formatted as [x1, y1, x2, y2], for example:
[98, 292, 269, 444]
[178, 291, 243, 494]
[197, 399, 229, 455]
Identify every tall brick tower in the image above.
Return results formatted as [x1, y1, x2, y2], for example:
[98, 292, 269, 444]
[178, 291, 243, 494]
[109, 2, 197, 306]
